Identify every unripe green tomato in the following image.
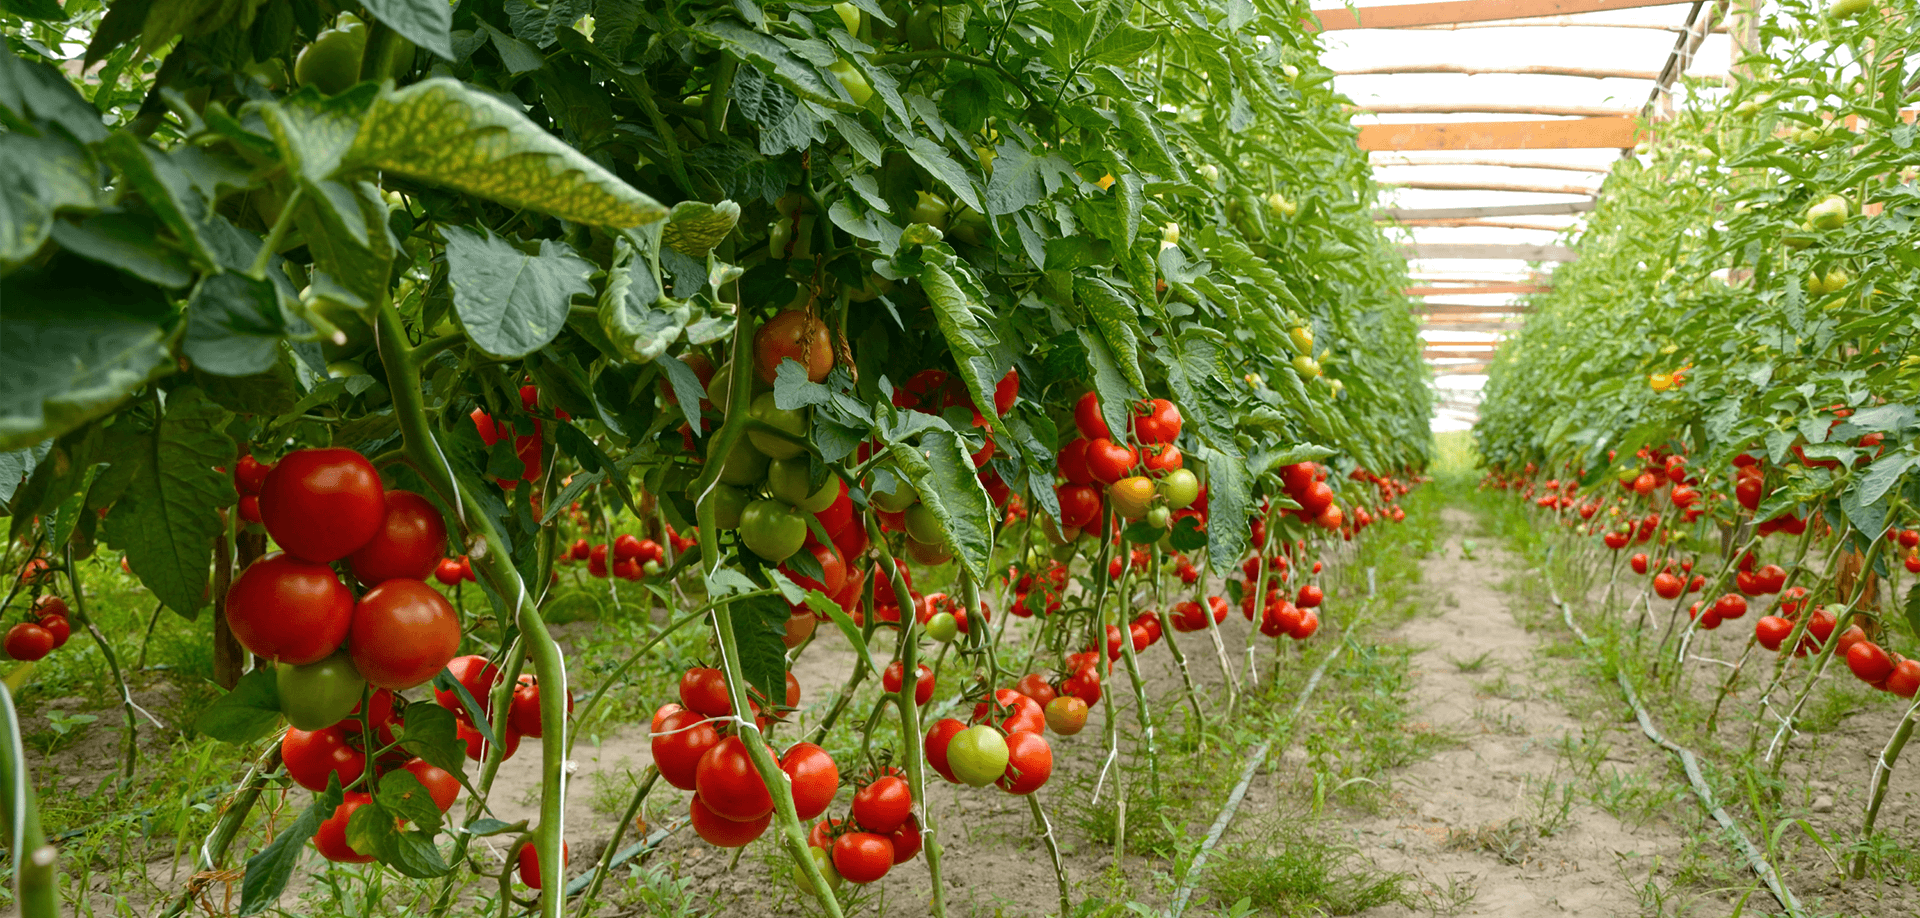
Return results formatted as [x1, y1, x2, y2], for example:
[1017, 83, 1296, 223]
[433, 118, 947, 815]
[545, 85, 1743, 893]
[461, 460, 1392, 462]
[905, 502, 946, 544]
[747, 392, 808, 460]
[1159, 468, 1199, 509]
[311, 295, 375, 362]
[740, 499, 807, 563]
[906, 6, 941, 49]
[768, 219, 792, 259]
[326, 360, 368, 379]
[947, 725, 1009, 786]
[294, 26, 367, 95]
[709, 435, 769, 487]
[870, 471, 919, 512]
[767, 457, 839, 512]
[277, 651, 366, 731]
[642, 560, 662, 576]
[1288, 325, 1314, 355]
[828, 60, 873, 105]
[908, 190, 951, 230]
[926, 612, 959, 643]
[1196, 163, 1220, 186]
[1807, 194, 1850, 230]
[1147, 506, 1171, 529]
[832, 1, 863, 33]
[905, 535, 954, 565]
[1292, 354, 1321, 378]
[795, 845, 842, 894]
[790, 213, 817, 259]
[948, 205, 988, 245]
[710, 482, 750, 529]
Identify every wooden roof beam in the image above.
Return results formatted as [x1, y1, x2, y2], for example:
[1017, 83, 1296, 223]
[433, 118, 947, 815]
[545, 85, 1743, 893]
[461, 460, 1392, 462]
[1405, 18, 1724, 30]
[1351, 103, 1637, 118]
[1310, 0, 1690, 31]
[1339, 64, 1660, 80]
[1357, 117, 1643, 151]
[1386, 180, 1598, 195]
[1403, 243, 1579, 261]
[1404, 283, 1551, 296]
[1377, 200, 1598, 220]
[1398, 219, 1575, 230]
[1417, 304, 1537, 315]
[1371, 156, 1613, 173]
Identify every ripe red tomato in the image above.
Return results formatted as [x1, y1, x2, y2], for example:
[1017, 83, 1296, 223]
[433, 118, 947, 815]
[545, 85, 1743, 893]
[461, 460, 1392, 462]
[971, 688, 1044, 735]
[695, 736, 772, 822]
[36, 615, 69, 650]
[993, 369, 1019, 415]
[1014, 673, 1057, 708]
[1130, 398, 1182, 445]
[1712, 593, 1748, 620]
[883, 661, 935, 705]
[1055, 483, 1102, 529]
[283, 724, 365, 792]
[1084, 438, 1137, 485]
[754, 310, 833, 384]
[1887, 659, 1920, 698]
[257, 448, 386, 563]
[1073, 391, 1109, 439]
[227, 553, 354, 665]
[613, 534, 643, 561]
[996, 730, 1053, 795]
[455, 718, 521, 762]
[888, 813, 922, 863]
[347, 490, 448, 586]
[852, 774, 912, 833]
[831, 832, 894, 884]
[923, 718, 966, 783]
[1296, 585, 1323, 608]
[652, 707, 720, 790]
[312, 792, 374, 863]
[781, 543, 846, 596]
[1059, 666, 1101, 707]
[433, 557, 465, 585]
[690, 794, 771, 847]
[4, 623, 54, 661]
[31, 595, 66, 619]
[1291, 610, 1321, 641]
[1754, 615, 1793, 651]
[679, 667, 732, 716]
[1057, 438, 1095, 486]
[402, 757, 461, 812]
[348, 580, 461, 690]
[1629, 553, 1650, 575]
[509, 675, 570, 738]
[1847, 640, 1895, 683]
[516, 840, 568, 889]
[781, 742, 840, 821]
[1142, 443, 1183, 473]
[235, 454, 273, 494]
[1652, 571, 1683, 600]
[435, 654, 501, 714]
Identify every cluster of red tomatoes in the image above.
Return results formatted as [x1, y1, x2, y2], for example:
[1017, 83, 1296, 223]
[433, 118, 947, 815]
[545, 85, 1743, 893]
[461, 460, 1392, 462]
[1234, 552, 1325, 640]
[291, 689, 460, 863]
[232, 452, 272, 524]
[563, 532, 668, 580]
[1277, 461, 1344, 532]
[804, 768, 924, 887]
[1007, 562, 1070, 618]
[1893, 528, 1920, 574]
[923, 690, 1057, 794]
[472, 385, 554, 488]
[436, 654, 569, 760]
[1053, 393, 1200, 536]
[4, 594, 73, 662]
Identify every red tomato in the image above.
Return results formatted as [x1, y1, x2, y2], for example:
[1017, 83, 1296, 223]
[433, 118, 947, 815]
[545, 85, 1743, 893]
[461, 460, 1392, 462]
[227, 553, 354, 665]
[883, 661, 936, 705]
[509, 675, 570, 738]
[754, 310, 833, 384]
[832, 832, 894, 884]
[1296, 585, 1323, 608]
[37, 615, 69, 650]
[1629, 553, 1649, 575]
[993, 369, 1019, 415]
[283, 725, 365, 792]
[31, 595, 67, 619]
[694, 736, 772, 822]
[402, 757, 461, 811]
[1057, 438, 1095, 486]
[570, 539, 591, 561]
[455, 718, 521, 762]
[781, 543, 846, 596]
[1291, 610, 1321, 641]
[996, 730, 1053, 795]
[4, 623, 54, 661]
[781, 742, 840, 821]
[434, 557, 465, 585]
[1014, 673, 1058, 708]
[347, 490, 448, 586]
[1130, 398, 1182, 445]
[1055, 483, 1102, 530]
[853, 774, 912, 833]
[1847, 641, 1895, 684]
[435, 654, 501, 714]
[1754, 615, 1793, 651]
[924, 718, 966, 783]
[257, 448, 385, 563]
[1084, 438, 1137, 485]
[652, 708, 720, 790]
[1073, 391, 1109, 439]
[1058, 666, 1101, 707]
[971, 688, 1045, 735]
[1652, 572, 1683, 600]
[235, 454, 273, 494]
[1887, 659, 1920, 698]
[888, 813, 922, 863]
[679, 667, 732, 717]
[348, 580, 461, 690]
[516, 840, 568, 889]
[1142, 443, 1183, 473]
[312, 792, 374, 863]
[691, 795, 771, 847]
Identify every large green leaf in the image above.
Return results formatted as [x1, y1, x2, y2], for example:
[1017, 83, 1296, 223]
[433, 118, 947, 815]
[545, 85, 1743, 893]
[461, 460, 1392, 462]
[100, 387, 233, 619]
[184, 273, 295, 377]
[360, 0, 454, 59]
[0, 255, 175, 451]
[0, 133, 103, 269]
[238, 783, 341, 915]
[340, 78, 667, 228]
[442, 225, 596, 359]
[886, 429, 993, 583]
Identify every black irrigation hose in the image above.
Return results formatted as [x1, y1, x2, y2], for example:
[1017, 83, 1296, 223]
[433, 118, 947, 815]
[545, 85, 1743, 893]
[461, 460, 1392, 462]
[1543, 549, 1805, 918]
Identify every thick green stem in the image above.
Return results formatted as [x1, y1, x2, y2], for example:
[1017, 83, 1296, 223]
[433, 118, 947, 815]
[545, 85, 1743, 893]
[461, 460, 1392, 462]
[65, 546, 138, 786]
[374, 303, 570, 918]
[161, 744, 282, 918]
[1026, 793, 1071, 917]
[1849, 697, 1919, 879]
[869, 517, 949, 916]
[0, 681, 56, 918]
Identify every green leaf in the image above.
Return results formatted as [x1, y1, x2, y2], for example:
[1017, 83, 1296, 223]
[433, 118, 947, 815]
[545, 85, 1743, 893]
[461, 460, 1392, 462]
[732, 593, 792, 709]
[184, 273, 294, 377]
[1197, 443, 1249, 565]
[193, 669, 283, 743]
[1075, 325, 1140, 442]
[1075, 277, 1147, 399]
[443, 225, 596, 359]
[375, 769, 444, 834]
[47, 212, 193, 288]
[661, 199, 741, 257]
[0, 45, 109, 142]
[1856, 451, 1914, 508]
[340, 78, 666, 228]
[0, 133, 103, 269]
[598, 236, 689, 364]
[98, 133, 216, 269]
[902, 136, 983, 215]
[0, 254, 174, 451]
[393, 703, 466, 778]
[238, 783, 340, 915]
[983, 141, 1071, 216]
[1905, 583, 1920, 642]
[346, 795, 451, 878]
[695, 21, 851, 111]
[888, 429, 994, 583]
[360, 0, 454, 59]
[101, 387, 233, 619]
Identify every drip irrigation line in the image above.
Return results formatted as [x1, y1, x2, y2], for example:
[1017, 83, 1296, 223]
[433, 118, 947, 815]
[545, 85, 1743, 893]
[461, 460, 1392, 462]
[1167, 635, 1351, 918]
[1543, 549, 1804, 918]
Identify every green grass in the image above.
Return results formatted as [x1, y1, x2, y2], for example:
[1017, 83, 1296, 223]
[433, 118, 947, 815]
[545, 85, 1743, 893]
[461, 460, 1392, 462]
[1203, 818, 1410, 915]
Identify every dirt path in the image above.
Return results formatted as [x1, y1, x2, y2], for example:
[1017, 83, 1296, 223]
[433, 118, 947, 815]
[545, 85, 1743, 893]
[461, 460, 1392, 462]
[1351, 507, 1708, 918]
